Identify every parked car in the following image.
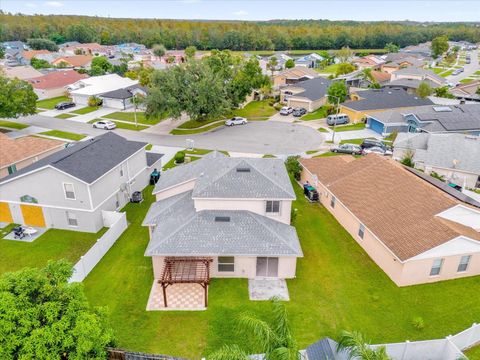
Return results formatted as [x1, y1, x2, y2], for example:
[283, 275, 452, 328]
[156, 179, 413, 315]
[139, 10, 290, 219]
[360, 138, 391, 151]
[92, 120, 117, 130]
[280, 106, 293, 115]
[330, 143, 362, 155]
[326, 113, 350, 126]
[452, 69, 462, 76]
[292, 107, 307, 117]
[362, 146, 393, 156]
[225, 116, 247, 126]
[55, 101, 76, 110]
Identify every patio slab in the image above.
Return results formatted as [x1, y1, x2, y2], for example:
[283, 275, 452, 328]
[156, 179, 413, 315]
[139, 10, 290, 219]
[146, 281, 207, 311]
[248, 279, 290, 301]
[3, 226, 48, 242]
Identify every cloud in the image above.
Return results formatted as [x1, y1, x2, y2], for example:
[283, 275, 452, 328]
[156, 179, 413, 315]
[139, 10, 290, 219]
[233, 10, 248, 16]
[44, 1, 64, 7]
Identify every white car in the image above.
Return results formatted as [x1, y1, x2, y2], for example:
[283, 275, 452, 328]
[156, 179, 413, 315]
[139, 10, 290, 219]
[92, 120, 117, 130]
[280, 106, 293, 115]
[225, 116, 247, 126]
[362, 146, 393, 156]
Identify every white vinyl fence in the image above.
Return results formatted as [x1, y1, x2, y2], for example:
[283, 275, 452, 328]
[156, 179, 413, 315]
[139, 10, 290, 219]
[69, 211, 128, 283]
[371, 323, 480, 360]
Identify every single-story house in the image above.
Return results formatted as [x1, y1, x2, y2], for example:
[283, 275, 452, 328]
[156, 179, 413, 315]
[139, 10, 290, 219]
[273, 66, 320, 88]
[0, 133, 64, 179]
[393, 133, 480, 189]
[68, 74, 138, 106]
[59, 42, 106, 56]
[381, 57, 425, 74]
[280, 77, 332, 112]
[400, 42, 433, 59]
[142, 151, 302, 308]
[27, 70, 89, 99]
[300, 154, 480, 286]
[1, 65, 43, 80]
[450, 80, 480, 102]
[0, 133, 162, 232]
[339, 88, 433, 123]
[99, 84, 148, 110]
[51, 55, 93, 69]
[370, 70, 392, 85]
[294, 53, 324, 68]
[352, 55, 385, 70]
[22, 50, 52, 63]
[384, 67, 447, 94]
[366, 104, 480, 136]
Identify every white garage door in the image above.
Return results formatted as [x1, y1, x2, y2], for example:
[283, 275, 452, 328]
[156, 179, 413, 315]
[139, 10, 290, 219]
[102, 98, 125, 110]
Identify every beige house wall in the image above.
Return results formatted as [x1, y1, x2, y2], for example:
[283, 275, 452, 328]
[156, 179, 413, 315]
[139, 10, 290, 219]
[155, 179, 196, 201]
[287, 96, 326, 112]
[34, 87, 67, 100]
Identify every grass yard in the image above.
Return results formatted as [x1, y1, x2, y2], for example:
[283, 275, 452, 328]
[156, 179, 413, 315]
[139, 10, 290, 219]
[0, 120, 29, 130]
[301, 106, 329, 121]
[55, 113, 77, 119]
[71, 106, 101, 115]
[440, 69, 454, 78]
[460, 78, 474, 84]
[330, 122, 366, 132]
[465, 345, 480, 358]
[232, 100, 276, 120]
[171, 121, 225, 135]
[0, 227, 106, 275]
[315, 63, 340, 74]
[104, 112, 163, 125]
[36, 96, 71, 110]
[39, 130, 86, 141]
[340, 138, 365, 145]
[81, 180, 480, 358]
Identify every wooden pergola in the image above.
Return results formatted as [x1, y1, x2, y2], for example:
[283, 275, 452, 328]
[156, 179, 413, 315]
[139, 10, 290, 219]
[159, 257, 213, 308]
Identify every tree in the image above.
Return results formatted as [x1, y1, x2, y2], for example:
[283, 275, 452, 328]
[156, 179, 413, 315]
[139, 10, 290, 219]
[228, 57, 270, 106]
[152, 44, 167, 58]
[131, 93, 145, 128]
[166, 55, 175, 64]
[0, 260, 115, 359]
[285, 59, 295, 69]
[185, 45, 197, 59]
[266, 56, 278, 78]
[335, 63, 356, 77]
[417, 81, 432, 98]
[66, 22, 97, 43]
[138, 66, 154, 87]
[335, 46, 354, 63]
[30, 57, 52, 69]
[327, 81, 348, 104]
[91, 56, 113, 73]
[476, 87, 480, 96]
[337, 331, 391, 360]
[208, 298, 300, 360]
[49, 32, 66, 44]
[384, 42, 399, 53]
[0, 46, 4, 59]
[434, 86, 455, 99]
[285, 156, 302, 181]
[431, 35, 449, 58]
[124, 70, 138, 80]
[27, 38, 58, 51]
[0, 75, 38, 118]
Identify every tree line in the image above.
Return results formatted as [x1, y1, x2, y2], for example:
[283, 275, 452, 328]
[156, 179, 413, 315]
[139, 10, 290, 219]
[1, 12, 479, 50]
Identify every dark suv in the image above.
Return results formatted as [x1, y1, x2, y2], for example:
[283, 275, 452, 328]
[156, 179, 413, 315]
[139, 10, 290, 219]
[55, 101, 76, 110]
[292, 107, 307, 117]
[361, 138, 391, 150]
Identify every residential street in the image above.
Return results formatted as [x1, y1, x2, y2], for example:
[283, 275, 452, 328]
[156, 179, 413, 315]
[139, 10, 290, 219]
[447, 49, 479, 84]
[17, 114, 325, 155]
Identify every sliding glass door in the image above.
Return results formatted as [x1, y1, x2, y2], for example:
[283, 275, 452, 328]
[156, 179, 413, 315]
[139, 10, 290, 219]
[256, 257, 279, 278]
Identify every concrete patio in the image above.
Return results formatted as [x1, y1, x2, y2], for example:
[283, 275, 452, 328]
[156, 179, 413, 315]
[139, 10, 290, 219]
[146, 281, 207, 311]
[248, 279, 290, 301]
[3, 226, 48, 242]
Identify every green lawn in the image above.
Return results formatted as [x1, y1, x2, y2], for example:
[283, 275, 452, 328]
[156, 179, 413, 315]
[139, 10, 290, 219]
[0, 227, 106, 275]
[0, 120, 29, 130]
[36, 96, 71, 110]
[71, 106, 101, 115]
[104, 112, 163, 125]
[232, 100, 277, 120]
[440, 69, 454, 78]
[474, 70, 480, 76]
[459, 78, 474, 84]
[171, 121, 225, 135]
[80, 180, 480, 358]
[39, 130, 86, 141]
[317, 127, 329, 133]
[330, 123, 366, 132]
[340, 138, 365, 145]
[89, 119, 148, 131]
[431, 67, 445, 74]
[465, 345, 480, 358]
[301, 106, 329, 121]
[315, 63, 341, 74]
[55, 113, 77, 119]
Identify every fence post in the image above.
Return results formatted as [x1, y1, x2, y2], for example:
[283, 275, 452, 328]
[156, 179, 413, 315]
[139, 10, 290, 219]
[401, 340, 409, 360]
[465, 323, 478, 350]
[80, 256, 86, 281]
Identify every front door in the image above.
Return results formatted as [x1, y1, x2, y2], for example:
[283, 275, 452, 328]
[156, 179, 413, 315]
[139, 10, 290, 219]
[256, 257, 279, 278]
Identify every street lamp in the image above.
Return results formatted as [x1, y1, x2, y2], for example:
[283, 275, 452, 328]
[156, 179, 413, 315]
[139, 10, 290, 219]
[328, 95, 341, 144]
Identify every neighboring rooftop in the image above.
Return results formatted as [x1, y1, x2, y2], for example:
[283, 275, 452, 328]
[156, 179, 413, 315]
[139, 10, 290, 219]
[385, 78, 442, 90]
[305, 337, 349, 360]
[1, 65, 43, 80]
[53, 55, 93, 67]
[70, 74, 138, 96]
[343, 88, 433, 111]
[27, 70, 89, 89]
[285, 77, 332, 101]
[277, 66, 320, 80]
[100, 84, 148, 99]
[392, 67, 446, 84]
[22, 49, 51, 60]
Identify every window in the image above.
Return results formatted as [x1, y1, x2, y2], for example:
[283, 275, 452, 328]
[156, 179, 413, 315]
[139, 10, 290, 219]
[66, 211, 78, 227]
[7, 164, 17, 175]
[266, 201, 280, 214]
[358, 224, 365, 239]
[330, 196, 336, 208]
[430, 258, 444, 276]
[218, 257, 234, 272]
[63, 183, 76, 200]
[458, 255, 471, 272]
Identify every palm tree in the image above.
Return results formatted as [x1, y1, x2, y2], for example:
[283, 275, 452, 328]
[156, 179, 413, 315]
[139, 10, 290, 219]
[208, 298, 301, 360]
[131, 93, 145, 128]
[337, 330, 391, 360]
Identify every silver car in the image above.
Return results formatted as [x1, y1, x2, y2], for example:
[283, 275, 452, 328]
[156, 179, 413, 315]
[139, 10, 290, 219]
[92, 120, 117, 130]
[330, 143, 362, 155]
[362, 146, 393, 156]
[225, 116, 247, 126]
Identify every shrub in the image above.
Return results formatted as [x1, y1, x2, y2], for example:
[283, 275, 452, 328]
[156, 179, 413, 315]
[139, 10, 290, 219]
[290, 208, 298, 225]
[412, 317, 425, 330]
[87, 95, 102, 107]
[174, 151, 185, 164]
[400, 149, 415, 168]
[430, 171, 446, 182]
[285, 156, 302, 181]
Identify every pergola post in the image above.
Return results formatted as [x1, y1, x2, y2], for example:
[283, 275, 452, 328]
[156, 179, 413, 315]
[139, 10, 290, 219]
[162, 283, 168, 308]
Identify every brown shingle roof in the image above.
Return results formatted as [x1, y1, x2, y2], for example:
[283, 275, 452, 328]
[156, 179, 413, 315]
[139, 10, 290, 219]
[52, 55, 92, 67]
[277, 66, 320, 79]
[0, 133, 64, 169]
[371, 70, 391, 84]
[300, 155, 477, 261]
[22, 50, 51, 60]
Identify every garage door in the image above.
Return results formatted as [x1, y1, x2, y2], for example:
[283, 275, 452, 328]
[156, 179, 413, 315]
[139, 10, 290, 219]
[0, 202, 13, 223]
[20, 205, 46, 227]
[103, 98, 124, 109]
[288, 99, 310, 110]
[369, 119, 385, 134]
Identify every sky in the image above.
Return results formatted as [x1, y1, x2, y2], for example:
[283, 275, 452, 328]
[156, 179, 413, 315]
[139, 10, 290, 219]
[1, 0, 480, 22]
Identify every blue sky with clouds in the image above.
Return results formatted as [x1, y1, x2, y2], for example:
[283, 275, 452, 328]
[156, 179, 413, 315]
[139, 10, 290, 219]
[1, 1, 479, 22]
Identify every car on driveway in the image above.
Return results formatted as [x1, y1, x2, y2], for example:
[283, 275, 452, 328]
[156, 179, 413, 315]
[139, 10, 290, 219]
[225, 116, 247, 126]
[360, 138, 391, 151]
[55, 101, 76, 110]
[330, 143, 362, 155]
[362, 146, 393, 156]
[292, 107, 307, 117]
[280, 106, 294, 115]
[92, 120, 117, 130]
[326, 114, 350, 126]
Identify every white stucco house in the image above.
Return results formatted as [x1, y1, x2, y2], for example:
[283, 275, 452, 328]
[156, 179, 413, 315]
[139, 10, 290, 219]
[0, 133, 162, 233]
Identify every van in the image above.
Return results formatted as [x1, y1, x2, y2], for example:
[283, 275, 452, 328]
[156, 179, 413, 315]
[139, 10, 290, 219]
[327, 113, 350, 126]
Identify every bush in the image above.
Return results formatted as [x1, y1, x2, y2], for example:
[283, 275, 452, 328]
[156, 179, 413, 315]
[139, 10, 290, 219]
[290, 208, 298, 225]
[412, 317, 425, 330]
[400, 149, 415, 168]
[87, 95, 102, 107]
[430, 171, 446, 182]
[285, 156, 302, 181]
[174, 151, 185, 164]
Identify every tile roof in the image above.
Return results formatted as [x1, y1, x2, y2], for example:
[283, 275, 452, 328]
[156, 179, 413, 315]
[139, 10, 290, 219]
[27, 70, 89, 90]
[371, 70, 391, 84]
[300, 154, 479, 261]
[1, 65, 43, 80]
[0, 132, 146, 184]
[342, 88, 433, 111]
[0, 133, 64, 169]
[53, 55, 93, 67]
[22, 50, 51, 60]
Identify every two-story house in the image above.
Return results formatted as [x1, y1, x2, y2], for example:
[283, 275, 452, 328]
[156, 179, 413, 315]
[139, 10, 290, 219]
[142, 152, 302, 309]
[0, 133, 162, 233]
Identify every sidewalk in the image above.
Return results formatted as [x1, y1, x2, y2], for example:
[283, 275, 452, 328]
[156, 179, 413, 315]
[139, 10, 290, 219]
[142, 114, 189, 135]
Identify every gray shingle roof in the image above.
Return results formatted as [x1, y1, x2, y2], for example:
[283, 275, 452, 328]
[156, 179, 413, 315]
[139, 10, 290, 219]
[153, 152, 295, 200]
[305, 338, 349, 360]
[412, 104, 480, 132]
[288, 77, 332, 101]
[100, 84, 148, 100]
[146, 152, 163, 167]
[0, 132, 146, 184]
[144, 190, 302, 257]
[392, 67, 445, 84]
[343, 88, 433, 111]
[385, 78, 441, 90]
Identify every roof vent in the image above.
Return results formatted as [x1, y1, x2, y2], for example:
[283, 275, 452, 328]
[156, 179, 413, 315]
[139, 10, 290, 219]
[236, 167, 250, 173]
[215, 216, 230, 222]
[433, 106, 453, 112]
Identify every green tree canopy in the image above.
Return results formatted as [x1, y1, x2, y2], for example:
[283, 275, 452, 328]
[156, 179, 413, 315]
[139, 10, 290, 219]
[431, 35, 449, 58]
[335, 46, 354, 63]
[0, 260, 115, 359]
[335, 62, 356, 77]
[30, 57, 52, 69]
[384, 42, 399, 53]
[152, 44, 167, 58]
[434, 86, 455, 99]
[0, 75, 38, 118]
[327, 81, 348, 103]
[417, 81, 432, 98]
[0, 46, 5, 59]
[185, 45, 197, 59]
[91, 56, 113, 72]
[66, 22, 97, 43]
[337, 331, 391, 360]
[285, 59, 295, 69]
[27, 38, 59, 51]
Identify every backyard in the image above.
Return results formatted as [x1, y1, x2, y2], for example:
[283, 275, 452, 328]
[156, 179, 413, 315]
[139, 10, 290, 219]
[80, 182, 480, 358]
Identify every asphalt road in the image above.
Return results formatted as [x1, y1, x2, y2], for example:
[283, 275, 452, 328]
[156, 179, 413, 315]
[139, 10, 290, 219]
[18, 114, 325, 155]
[447, 49, 479, 84]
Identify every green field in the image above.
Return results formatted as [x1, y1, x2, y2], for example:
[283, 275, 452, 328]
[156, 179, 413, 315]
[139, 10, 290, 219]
[39, 130, 86, 141]
[36, 96, 71, 110]
[55, 113, 77, 119]
[0, 120, 29, 130]
[315, 63, 341, 74]
[232, 100, 276, 120]
[89, 119, 148, 131]
[71, 106, 100, 115]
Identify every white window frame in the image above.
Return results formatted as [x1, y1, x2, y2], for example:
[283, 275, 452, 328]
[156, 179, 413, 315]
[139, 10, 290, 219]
[66, 211, 78, 227]
[457, 255, 471, 273]
[358, 223, 365, 239]
[218, 256, 235, 272]
[63, 182, 76, 200]
[430, 258, 444, 276]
